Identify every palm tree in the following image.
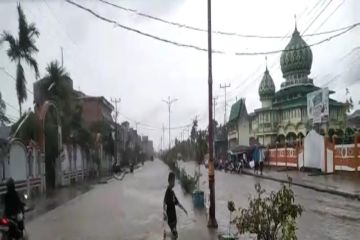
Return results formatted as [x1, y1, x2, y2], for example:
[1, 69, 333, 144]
[1, 3, 40, 117]
[43, 60, 71, 103]
[42, 60, 73, 140]
[0, 92, 10, 125]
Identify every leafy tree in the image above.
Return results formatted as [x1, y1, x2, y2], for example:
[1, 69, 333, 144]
[42, 60, 73, 141]
[10, 111, 40, 143]
[1, 3, 39, 117]
[190, 118, 198, 144]
[344, 97, 353, 113]
[232, 181, 302, 240]
[0, 92, 10, 125]
[90, 121, 114, 156]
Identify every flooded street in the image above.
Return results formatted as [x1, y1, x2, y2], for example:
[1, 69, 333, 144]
[27, 160, 360, 240]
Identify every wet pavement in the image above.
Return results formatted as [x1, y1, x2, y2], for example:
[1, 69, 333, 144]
[180, 161, 360, 240]
[242, 167, 360, 199]
[27, 160, 360, 240]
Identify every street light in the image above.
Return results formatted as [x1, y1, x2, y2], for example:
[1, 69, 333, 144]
[162, 96, 178, 151]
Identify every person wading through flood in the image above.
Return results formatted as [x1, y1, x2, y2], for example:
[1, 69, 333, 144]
[163, 172, 187, 239]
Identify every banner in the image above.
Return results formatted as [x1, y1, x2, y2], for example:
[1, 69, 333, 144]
[307, 88, 329, 124]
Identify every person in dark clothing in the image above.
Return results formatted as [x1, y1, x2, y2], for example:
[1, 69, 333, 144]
[163, 172, 187, 239]
[4, 178, 24, 218]
[3, 178, 25, 237]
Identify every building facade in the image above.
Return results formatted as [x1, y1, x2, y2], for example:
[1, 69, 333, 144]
[79, 96, 114, 128]
[228, 26, 346, 147]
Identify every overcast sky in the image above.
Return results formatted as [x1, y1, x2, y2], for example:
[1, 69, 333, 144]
[1, 0, 359, 150]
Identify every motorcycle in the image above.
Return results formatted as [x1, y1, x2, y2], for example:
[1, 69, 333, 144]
[225, 160, 235, 173]
[235, 159, 244, 174]
[0, 194, 28, 240]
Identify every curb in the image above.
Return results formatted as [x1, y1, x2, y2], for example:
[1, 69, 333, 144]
[113, 172, 127, 181]
[242, 170, 360, 201]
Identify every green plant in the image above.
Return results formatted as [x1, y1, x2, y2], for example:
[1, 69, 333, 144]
[179, 168, 198, 194]
[1, 3, 40, 117]
[232, 180, 302, 240]
[0, 92, 10, 125]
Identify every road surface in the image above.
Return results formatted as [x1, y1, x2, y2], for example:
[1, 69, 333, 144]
[27, 160, 360, 240]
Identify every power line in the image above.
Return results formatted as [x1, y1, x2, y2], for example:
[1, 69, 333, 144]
[66, 0, 359, 56]
[3, 100, 19, 113]
[0, 66, 34, 95]
[197, 0, 336, 120]
[303, 0, 334, 34]
[227, 0, 345, 96]
[98, 0, 349, 39]
[220, 83, 231, 124]
[66, 0, 224, 54]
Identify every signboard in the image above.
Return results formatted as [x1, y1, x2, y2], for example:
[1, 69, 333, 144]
[307, 88, 329, 123]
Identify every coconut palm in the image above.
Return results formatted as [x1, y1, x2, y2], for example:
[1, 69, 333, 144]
[0, 92, 10, 125]
[42, 60, 72, 103]
[1, 3, 40, 117]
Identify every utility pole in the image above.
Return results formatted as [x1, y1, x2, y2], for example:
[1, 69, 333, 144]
[213, 96, 218, 122]
[111, 98, 121, 164]
[220, 83, 231, 125]
[162, 96, 178, 151]
[162, 124, 165, 152]
[207, 0, 218, 228]
[135, 121, 140, 132]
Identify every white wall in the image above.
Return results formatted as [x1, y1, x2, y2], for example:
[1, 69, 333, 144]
[9, 142, 27, 181]
[304, 130, 325, 171]
[237, 105, 250, 146]
[76, 145, 82, 171]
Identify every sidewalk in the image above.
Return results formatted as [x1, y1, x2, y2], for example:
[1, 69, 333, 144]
[243, 167, 360, 200]
[26, 174, 117, 222]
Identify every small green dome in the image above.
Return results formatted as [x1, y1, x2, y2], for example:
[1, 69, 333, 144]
[259, 67, 275, 101]
[280, 27, 313, 79]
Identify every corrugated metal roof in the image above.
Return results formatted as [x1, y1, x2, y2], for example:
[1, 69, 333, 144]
[229, 99, 244, 123]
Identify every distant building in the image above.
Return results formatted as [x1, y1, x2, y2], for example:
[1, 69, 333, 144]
[141, 136, 154, 158]
[228, 26, 346, 147]
[228, 98, 250, 148]
[348, 110, 360, 129]
[78, 96, 114, 128]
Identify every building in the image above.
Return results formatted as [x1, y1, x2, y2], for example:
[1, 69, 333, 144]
[79, 96, 114, 128]
[228, 98, 250, 148]
[141, 136, 154, 158]
[348, 110, 360, 129]
[228, 26, 346, 147]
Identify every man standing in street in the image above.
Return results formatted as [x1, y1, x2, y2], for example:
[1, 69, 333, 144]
[163, 172, 187, 239]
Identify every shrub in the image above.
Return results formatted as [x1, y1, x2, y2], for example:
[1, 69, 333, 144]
[232, 180, 302, 240]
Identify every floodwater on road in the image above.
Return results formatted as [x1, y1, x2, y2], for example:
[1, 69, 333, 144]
[27, 160, 360, 240]
[180, 161, 360, 240]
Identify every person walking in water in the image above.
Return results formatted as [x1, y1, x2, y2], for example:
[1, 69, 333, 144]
[253, 144, 260, 175]
[163, 172, 187, 239]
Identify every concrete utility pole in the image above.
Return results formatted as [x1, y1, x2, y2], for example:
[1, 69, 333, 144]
[220, 83, 231, 125]
[135, 121, 140, 132]
[111, 98, 121, 164]
[162, 96, 178, 151]
[162, 124, 165, 152]
[207, 0, 218, 228]
[213, 96, 218, 122]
